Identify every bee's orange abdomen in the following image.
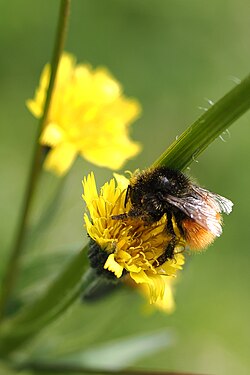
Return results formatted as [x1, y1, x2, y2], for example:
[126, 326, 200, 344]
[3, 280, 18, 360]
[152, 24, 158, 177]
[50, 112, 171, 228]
[181, 218, 218, 250]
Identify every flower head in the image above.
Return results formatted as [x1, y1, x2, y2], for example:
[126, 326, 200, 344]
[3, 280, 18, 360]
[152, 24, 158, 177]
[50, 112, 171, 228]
[82, 172, 185, 312]
[27, 53, 141, 175]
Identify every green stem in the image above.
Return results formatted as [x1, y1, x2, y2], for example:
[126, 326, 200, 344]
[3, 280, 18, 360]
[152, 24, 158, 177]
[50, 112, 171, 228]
[153, 75, 250, 170]
[0, 248, 92, 356]
[0, 0, 71, 320]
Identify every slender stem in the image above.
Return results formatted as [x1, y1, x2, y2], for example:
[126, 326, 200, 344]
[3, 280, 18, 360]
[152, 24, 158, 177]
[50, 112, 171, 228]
[153, 75, 250, 170]
[16, 361, 209, 375]
[0, 0, 71, 320]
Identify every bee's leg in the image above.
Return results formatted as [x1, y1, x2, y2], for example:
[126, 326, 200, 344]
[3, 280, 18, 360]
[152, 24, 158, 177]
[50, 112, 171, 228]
[112, 208, 145, 221]
[112, 213, 128, 220]
[124, 185, 131, 207]
[154, 215, 177, 267]
[154, 238, 177, 267]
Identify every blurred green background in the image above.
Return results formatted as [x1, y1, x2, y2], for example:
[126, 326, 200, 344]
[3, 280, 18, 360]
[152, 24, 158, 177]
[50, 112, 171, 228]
[1, 1, 250, 374]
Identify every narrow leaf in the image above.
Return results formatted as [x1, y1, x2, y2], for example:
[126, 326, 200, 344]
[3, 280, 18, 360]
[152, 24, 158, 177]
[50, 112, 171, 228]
[75, 329, 175, 370]
[154, 75, 250, 170]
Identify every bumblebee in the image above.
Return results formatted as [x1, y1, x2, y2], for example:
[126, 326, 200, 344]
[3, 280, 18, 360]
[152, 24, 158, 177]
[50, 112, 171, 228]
[113, 166, 233, 266]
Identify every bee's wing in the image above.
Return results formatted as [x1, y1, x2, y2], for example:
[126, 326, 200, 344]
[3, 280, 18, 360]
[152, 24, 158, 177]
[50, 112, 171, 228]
[165, 187, 233, 237]
[191, 185, 233, 215]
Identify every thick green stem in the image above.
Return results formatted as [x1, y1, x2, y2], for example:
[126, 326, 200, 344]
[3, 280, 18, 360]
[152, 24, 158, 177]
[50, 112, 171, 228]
[0, 0, 71, 320]
[0, 248, 92, 356]
[153, 75, 250, 170]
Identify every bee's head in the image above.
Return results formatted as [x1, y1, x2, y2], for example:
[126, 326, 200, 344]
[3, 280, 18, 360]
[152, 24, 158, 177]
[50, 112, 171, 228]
[154, 167, 190, 197]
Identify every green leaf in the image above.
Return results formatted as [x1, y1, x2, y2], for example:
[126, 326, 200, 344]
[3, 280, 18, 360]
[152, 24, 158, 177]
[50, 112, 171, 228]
[68, 329, 175, 370]
[153, 74, 250, 170]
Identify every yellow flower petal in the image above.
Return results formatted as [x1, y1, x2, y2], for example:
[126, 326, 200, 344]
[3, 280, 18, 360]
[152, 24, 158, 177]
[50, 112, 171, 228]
[82, 172, 100, 219]
[26, 64, 50, 118]
[130, 270, 149, 284]
[40, 123, 65, 146]
[104, 254, 123, 278]
[138, 276, 175, 313]
[27, 52, 142, 176]
[82, 139, 141, 170]
[113, 173, 130, 190]
[44, 142, 77, 176]
[155, 281, 175, 313]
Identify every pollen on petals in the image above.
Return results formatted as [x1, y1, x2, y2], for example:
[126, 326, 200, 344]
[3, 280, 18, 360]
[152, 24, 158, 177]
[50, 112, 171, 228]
[27, 52, 142, 176]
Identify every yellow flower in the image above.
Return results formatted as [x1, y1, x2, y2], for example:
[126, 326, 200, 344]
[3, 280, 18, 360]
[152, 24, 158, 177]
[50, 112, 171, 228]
[82, 172, 185, 312]
[27, 52, 141, 175]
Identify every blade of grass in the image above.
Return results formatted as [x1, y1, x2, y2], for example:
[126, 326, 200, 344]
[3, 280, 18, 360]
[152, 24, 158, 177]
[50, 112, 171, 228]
[153, 75, 250, 170]
[0, 0, 71, 320]
[1, 73, 250, 356]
